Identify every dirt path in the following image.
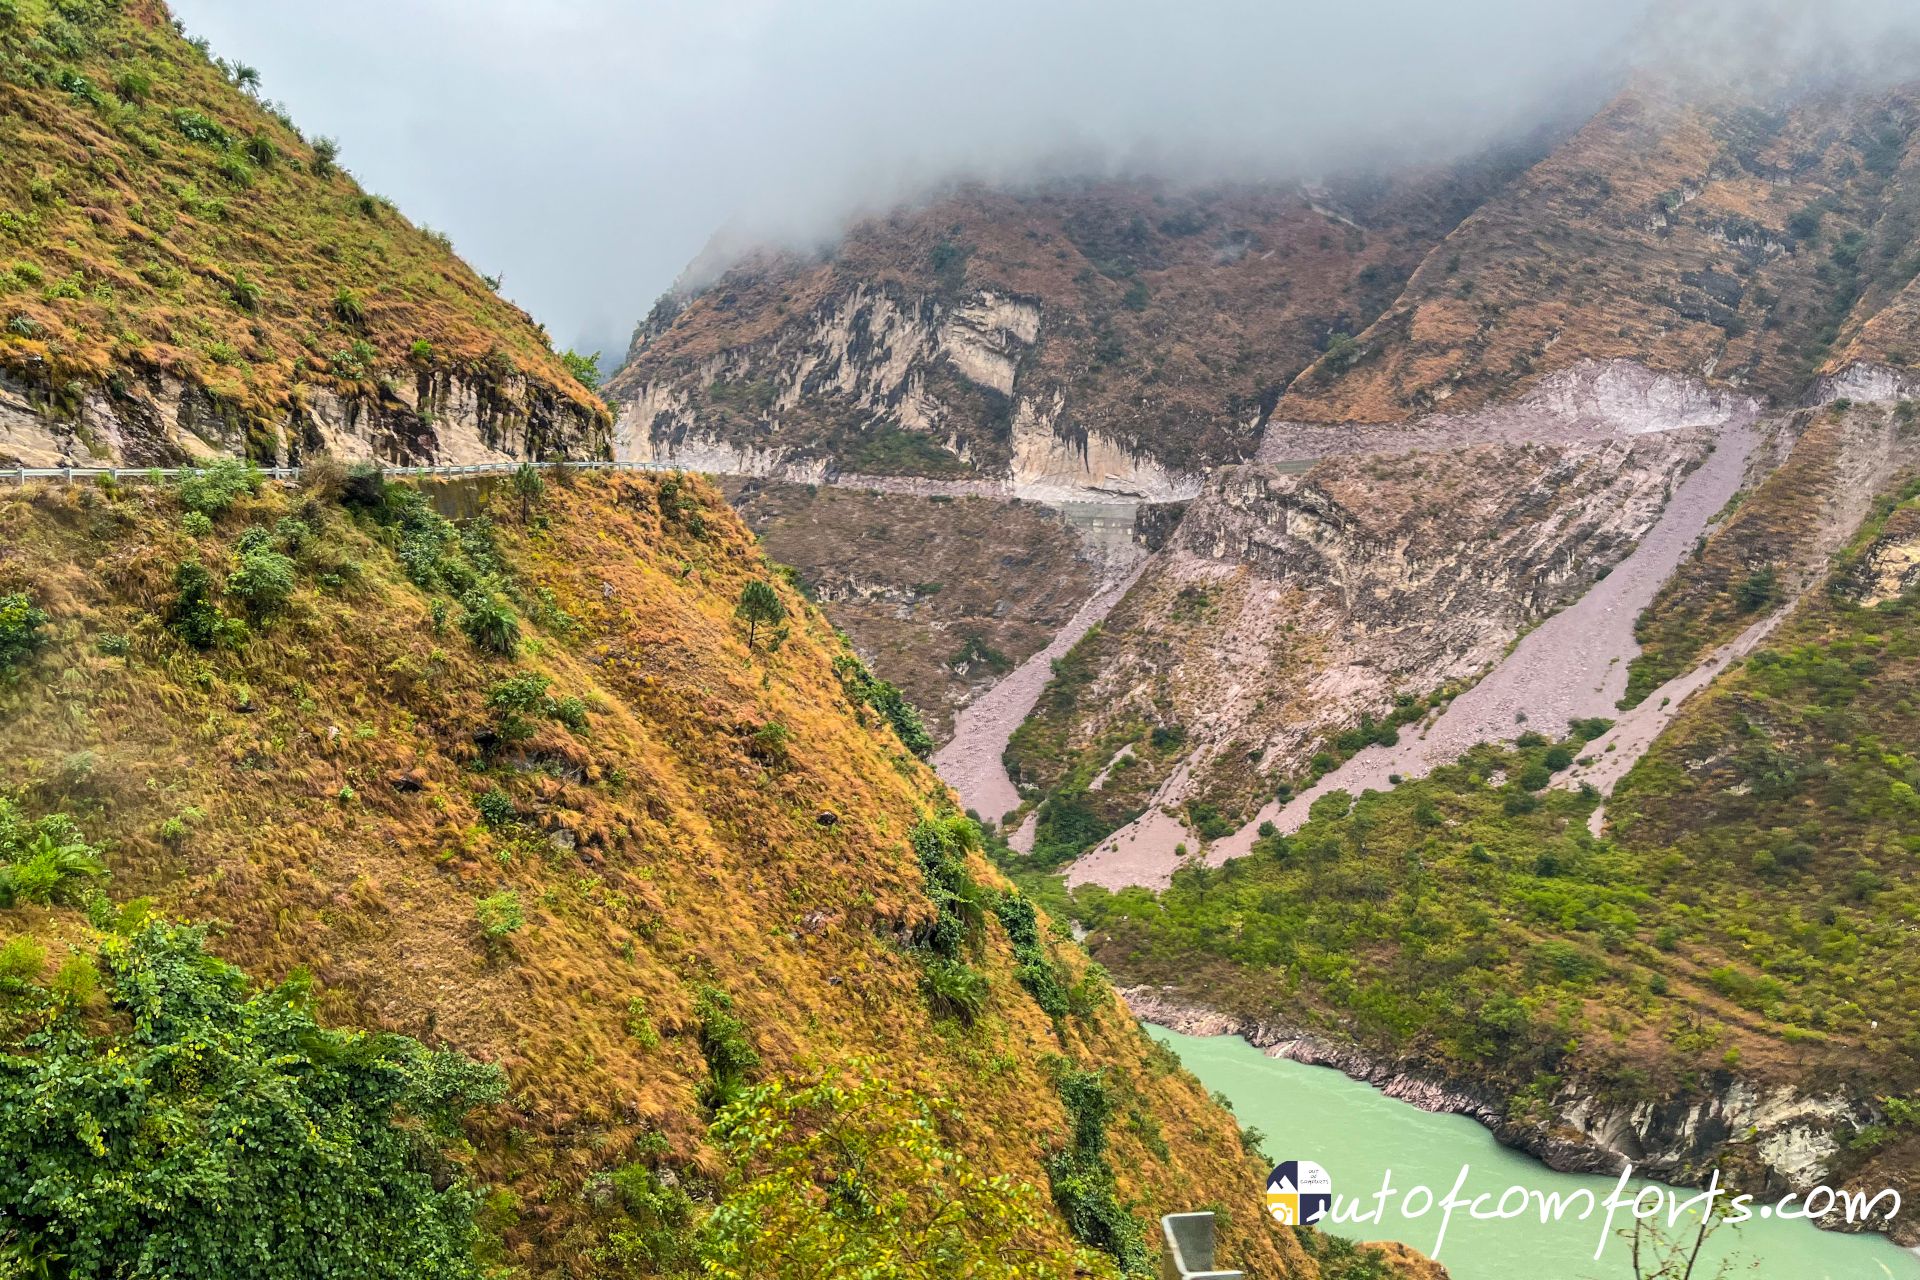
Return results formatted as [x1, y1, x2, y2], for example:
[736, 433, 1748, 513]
[933, 562, 1147, 827]
[1066, 419, 1759, 890]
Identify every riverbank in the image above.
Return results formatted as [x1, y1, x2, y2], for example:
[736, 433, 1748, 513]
[1144, 1022, 1920, 1280]
[1122, 987, 1912, 1252]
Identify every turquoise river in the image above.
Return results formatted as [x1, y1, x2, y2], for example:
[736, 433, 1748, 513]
[1149, 1026, 1920, 1279]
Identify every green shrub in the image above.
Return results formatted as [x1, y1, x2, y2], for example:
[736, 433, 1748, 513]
[832, 654, 932, 757]
[475, 890, 523, 940]
[920, 957, 990, 1025]
[995, 892, 1071, 1018]
[475, 787, 515, 829]
[460, 589, 520, 657]
[311, 136, 339, 176]
[0, 918, 502, 1279]
[552, 696, 589, 734]
[695, 1070, 1095, 1278]
[1733, 567, 1778, 612]
[332, 286, 367, 327]
[486, 671, 553, 741]
[0, 802, 105, 908]
[113, 68, 150, 103]
[177, 458, 262, 517]
[908, 818, 987, 961]
[166, 560, 224, 649]
[226, 548, 297, 620]
[0, 591, 47, 674]
[1044, 1068, 1150, 1273]
[693, 986, 760, 1110]
[170, 103, 232, 144]
[597, 1159, 692, 1271]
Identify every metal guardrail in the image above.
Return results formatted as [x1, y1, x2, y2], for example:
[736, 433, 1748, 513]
[4, 458, 681, 485]
[1160, 1212, 1243, 1280]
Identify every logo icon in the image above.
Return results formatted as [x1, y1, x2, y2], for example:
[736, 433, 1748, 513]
[1265, 1160, 1333, 1226]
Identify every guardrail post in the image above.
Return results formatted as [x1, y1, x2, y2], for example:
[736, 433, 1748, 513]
[1160, 1213, 1242, 1280]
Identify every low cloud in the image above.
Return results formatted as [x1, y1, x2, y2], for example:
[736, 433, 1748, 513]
[168, 0, 1920, 361]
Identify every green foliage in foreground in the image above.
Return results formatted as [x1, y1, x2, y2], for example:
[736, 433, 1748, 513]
[0, 799, 106, 909]
[1045, 1066, 1151, 1275]
[695, 1068, 1116, 1280]
[0, 917, 504, 1279]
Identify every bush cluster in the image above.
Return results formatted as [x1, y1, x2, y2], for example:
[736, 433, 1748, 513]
[833, 654, 933, 758]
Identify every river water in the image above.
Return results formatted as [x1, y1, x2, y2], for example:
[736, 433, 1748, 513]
[1149, 1027, 1920, 1280]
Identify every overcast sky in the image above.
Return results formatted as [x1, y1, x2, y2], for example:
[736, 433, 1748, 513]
[166, 1, 1919, 366]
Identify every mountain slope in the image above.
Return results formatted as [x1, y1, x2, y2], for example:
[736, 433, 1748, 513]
[1278, 85, 1920, 424]
[608, 164, 1537, 496]
[1062, 461, 1920, 1242]
[0, 0, 608, 467]
[0, 464, 1438, 1276]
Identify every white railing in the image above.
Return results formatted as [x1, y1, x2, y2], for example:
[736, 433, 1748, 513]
[3, 458, 682, 485]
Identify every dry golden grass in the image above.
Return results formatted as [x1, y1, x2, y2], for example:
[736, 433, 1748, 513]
[0, 470, 1357, 1277]
[0, 0, 605, 445]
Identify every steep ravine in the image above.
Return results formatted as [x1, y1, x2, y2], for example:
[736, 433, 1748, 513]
[1068, 412, 1760, 889]
[934, 561, 1147, 825]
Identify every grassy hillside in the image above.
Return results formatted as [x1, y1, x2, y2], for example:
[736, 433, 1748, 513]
[0, 0, 606, 461]
[0, 465, 1430, 1277]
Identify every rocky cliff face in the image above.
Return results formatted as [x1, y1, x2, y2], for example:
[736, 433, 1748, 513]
[0, 364, 606, 469]
[608, 169, 1537, 496]
[718, 478, 1115, 740]
[1006, 428, 1711, 826]
[1279, 85, 1920, 423]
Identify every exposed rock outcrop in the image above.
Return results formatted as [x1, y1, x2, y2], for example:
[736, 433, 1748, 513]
[1, 367, 609, 469]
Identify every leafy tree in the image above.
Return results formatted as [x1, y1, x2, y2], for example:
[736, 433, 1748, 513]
[735, 580, 786, 649]
[0, 919, 503, 1279]
[695, 1069, 1113, 1280]
[559, 349, 601, 389]
[510, 461, 544, 523]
